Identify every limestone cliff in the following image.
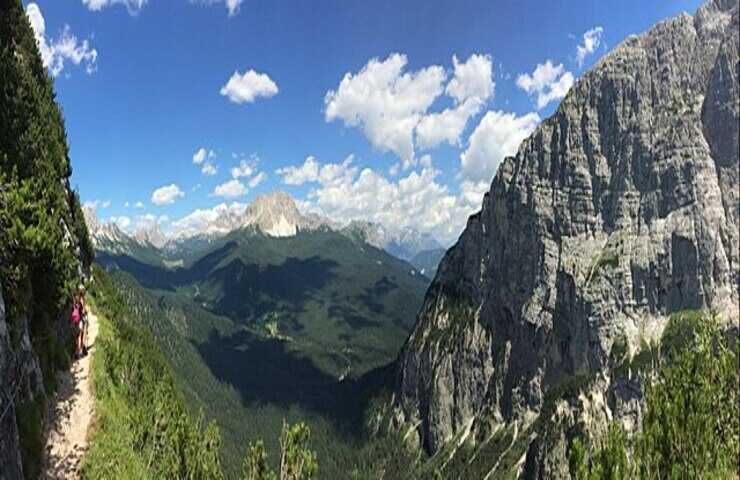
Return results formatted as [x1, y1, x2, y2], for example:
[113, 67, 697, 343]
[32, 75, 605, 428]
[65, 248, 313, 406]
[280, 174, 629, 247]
[392, 0, 739, 476]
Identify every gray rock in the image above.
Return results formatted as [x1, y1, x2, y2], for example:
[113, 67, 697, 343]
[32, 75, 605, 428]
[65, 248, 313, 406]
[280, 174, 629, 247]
[393, 0, 739, 474]
[0, 284, 24, 480]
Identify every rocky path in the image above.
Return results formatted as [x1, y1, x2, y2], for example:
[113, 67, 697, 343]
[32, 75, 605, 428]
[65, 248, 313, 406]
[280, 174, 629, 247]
[41, 312, 99, 479]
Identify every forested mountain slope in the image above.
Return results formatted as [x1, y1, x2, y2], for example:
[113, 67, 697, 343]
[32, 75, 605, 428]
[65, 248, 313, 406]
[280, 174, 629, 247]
[96, 226, 429, 379]
[387, 0, 739, 477]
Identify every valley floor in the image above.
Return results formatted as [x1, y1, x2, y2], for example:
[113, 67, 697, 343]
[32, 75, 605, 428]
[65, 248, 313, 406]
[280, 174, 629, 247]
[41, 312, 99, 479]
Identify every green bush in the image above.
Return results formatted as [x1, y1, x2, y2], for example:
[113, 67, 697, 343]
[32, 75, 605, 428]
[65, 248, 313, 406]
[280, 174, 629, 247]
[568, 312, 739, 479]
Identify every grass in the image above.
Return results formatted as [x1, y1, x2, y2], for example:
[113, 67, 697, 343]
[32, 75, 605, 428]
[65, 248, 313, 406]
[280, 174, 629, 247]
[82, 267, 223, 479]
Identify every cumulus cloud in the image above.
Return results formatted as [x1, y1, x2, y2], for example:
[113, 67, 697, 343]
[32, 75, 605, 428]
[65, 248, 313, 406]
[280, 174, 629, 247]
[276, 156, 319, 185]
[325, 53, 494, 164]
[460, 110, 540, 184]
[415, 54, 494, 152]
[201, 162, 217, 176]
[445, 54, 494, 104]
[212, 179, 247, 198]
[576, 26, 604, 67]
[151, 184, 184, 205]
[324, 53, 446, 163]
[26, 3, 98, 77]
[109, 215, 131, 229]
[170, 202, 247, 237]
[516, 60, 574, 109]
[276, 155, 356, 187]
[227, 154, 265, 188]
[279, 156, 475, 244]
[134, 201, 145, 208]
[192, 148, 209, 165]
[220, 69, 278, 104]
[192, 148, 217, 175]
[416, 98, 482, 151]
[82, 0, 147, 13]
[248, 171, 267, 188]
[230, 154, 260, 178]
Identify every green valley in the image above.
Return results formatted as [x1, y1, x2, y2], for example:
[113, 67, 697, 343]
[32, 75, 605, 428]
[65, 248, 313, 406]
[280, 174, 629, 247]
[92, 226, 429, 477]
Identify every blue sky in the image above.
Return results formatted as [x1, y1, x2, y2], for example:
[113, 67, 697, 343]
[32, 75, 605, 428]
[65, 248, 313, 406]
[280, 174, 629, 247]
[26, 0, 702, 244]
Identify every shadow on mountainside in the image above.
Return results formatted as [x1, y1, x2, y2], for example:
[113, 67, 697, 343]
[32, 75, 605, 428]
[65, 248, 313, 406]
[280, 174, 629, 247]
[96, 246, 340, 320]
[195, 326, 394, 436]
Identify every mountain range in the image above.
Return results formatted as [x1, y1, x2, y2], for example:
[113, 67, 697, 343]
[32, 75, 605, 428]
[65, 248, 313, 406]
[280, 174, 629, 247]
[88, 191, 435, 476]
[84, 191, 445, 273]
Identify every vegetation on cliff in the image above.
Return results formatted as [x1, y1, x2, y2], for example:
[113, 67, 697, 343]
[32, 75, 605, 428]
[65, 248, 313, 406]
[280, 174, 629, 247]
[569, 312, 739, 479]
[0, 0, 94, 475]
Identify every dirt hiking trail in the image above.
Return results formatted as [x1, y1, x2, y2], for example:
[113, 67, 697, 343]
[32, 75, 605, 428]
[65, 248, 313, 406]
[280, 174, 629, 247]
[41, 311, 99, 479]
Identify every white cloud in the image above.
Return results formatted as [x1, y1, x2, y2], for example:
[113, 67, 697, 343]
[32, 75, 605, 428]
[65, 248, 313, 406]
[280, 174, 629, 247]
[212, 179, 247, 198]
[414, 54, 494, 152]
[201, 162, 218, 176]
[123, 201, 130, 208]
[516, 60, 574, 109]
[228, 154, 264, 187]
[276, 156, 320, 185]
[26, 3, 98, 77]
[170, 202, 247, 237]
[460, 110, 540, 184]
[324, 53, 446, 163]
[135, 201, 145, 208]
[151, 184, 184, 205]
[192, 148, 208, 165]
[84, 199, 111, 210]
[458, 180, 491, 211]
[415, 98, 482, 151]
[193, 148, 217, 175]
[82, 0, 147, 13]
[280, 156, 477, 244]
[248, 171, 267, 188]
[276, 155, 356, 187]
[445, 54, 494, 104]
[109, 216, 131, 229]
[231, 155, 258, 178]
[191, 0, 243, 17]
[225, 0, 243, 16]
[220, 69, 279, 104]
[576, 26, 604, 67]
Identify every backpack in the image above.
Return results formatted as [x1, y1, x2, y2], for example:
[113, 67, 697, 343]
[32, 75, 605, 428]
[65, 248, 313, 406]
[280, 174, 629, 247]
[71, 302, 81, 325]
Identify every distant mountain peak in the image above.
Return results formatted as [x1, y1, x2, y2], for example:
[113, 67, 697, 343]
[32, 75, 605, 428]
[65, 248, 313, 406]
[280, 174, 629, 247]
[242, 191, 331, 237]
[341, 220, 442, 261]
[82, 206, 133, 250]
[133, 224, 167, 248]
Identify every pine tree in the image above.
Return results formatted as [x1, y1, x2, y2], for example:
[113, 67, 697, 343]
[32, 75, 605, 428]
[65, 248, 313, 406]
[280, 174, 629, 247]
[242, 421, 318, 480]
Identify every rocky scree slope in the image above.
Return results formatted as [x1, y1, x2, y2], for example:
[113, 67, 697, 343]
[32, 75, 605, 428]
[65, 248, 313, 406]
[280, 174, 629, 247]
[391, 0, 739, 476]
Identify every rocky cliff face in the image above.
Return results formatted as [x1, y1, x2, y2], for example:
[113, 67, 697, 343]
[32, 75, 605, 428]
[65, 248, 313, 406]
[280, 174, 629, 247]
[393, 0, 739, 475]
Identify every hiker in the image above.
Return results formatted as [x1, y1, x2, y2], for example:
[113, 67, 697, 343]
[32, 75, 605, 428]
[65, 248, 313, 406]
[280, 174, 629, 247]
[71, 285, 88, 358]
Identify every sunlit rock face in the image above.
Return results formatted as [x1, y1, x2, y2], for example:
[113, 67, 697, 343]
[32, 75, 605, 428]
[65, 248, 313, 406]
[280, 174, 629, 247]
[393, 0, 739, 474]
